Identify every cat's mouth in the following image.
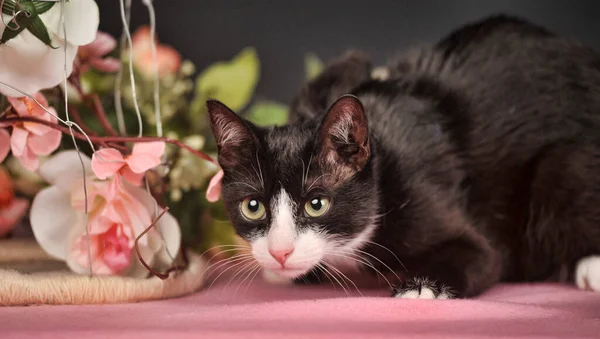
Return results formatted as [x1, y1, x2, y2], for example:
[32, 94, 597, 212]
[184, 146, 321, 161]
[267, 267, 311, 279]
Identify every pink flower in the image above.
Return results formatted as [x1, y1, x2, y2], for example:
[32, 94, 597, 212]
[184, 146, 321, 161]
[0, 93, 62, 171]
[0, 167, 29, 237]
[91, 141, 165, 186]
[30, 151, 181, 277]
[0, 129, 9, 163]
[131, 26, 181, 77]
[206, 168, 223, 202]
[77, 32, 121, 73]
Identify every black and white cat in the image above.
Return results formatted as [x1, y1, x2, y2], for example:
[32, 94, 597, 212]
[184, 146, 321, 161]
[205, 15, 600, 299]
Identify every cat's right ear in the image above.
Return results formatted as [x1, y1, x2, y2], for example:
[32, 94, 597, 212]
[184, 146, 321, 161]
[316, 95, 371, 181]
[207, 100, 257, 169]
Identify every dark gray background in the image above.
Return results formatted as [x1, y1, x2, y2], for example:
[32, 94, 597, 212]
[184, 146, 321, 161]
[99, 1, 600, 104]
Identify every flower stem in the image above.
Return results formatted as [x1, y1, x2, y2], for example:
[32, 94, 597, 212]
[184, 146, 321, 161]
[68, 105, 97, 137]
[85, 94, 119, 137]
[1, 116, 216, 164]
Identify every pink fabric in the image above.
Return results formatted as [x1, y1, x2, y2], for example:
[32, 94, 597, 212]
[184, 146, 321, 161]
[2, 279, 600, 338]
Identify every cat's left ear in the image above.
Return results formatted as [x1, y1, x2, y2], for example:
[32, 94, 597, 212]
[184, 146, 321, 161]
[207, 100, 258, 169]
[317, 95, 370, 176]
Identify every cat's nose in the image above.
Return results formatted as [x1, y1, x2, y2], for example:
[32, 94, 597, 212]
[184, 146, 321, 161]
[269, 248, 294, 266]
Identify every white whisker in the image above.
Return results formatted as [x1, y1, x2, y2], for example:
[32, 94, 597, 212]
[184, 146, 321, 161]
[364, 240, 408, 272]
[325, 251, 394, 289]
[207, 257, 255, 292]
[316, 265, 337, 289]
[305, 173, 332, 193]
[223, 181, 261, 192]
[233, 263, 262, 298]
[243, 265, 263, 296]
[204, 252, 254, 278]
[255, 150, 265, 189]
[222, 260, 259, 298]
[319, 262, 349, 296]
[322, 260, 364, 296]
[350, 248, 403, 281]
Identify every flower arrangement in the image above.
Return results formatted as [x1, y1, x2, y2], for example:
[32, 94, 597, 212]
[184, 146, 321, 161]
[0, 0, 323, 278]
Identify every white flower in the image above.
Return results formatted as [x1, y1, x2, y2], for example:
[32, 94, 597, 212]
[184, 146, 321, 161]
[0, 0, 99, 97]
[30, 151, 181, 278]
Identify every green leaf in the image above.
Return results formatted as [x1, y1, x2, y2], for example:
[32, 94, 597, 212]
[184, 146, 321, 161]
[0, 10, 35, 45]
[27, 16, 56, 48]
[191, 47, 260, 117]
[305, 53, 324, 81]
[0, 1, 52, 46]
[246, 100, 289, 126]
[0, 0, 17, 15]
[33, 1, 55, 14]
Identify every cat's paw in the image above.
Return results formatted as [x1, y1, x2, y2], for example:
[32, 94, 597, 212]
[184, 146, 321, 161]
[371, 66, 390, 81]
[575, 255, 600, 292]
[391, 277, 455, 299]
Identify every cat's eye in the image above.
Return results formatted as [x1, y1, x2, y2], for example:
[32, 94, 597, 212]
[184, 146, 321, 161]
[304, 197, 331, 217]
[240, 198, 266, 221]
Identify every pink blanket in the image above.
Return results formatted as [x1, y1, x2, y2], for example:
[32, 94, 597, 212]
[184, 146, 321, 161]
[3, 278, 600, 338]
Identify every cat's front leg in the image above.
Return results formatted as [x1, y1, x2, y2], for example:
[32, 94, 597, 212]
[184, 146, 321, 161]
[393, 232, 501, 299]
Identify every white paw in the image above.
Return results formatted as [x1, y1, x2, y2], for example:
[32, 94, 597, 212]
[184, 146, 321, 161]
[394, 287, 435, 299]
[262, 269, 293, 285]
[371, 67, 390, 81]
[575, 255, 600, 292]
[392, 277, 454, 299]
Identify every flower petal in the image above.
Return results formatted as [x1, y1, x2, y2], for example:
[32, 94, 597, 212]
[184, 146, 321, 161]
[0, 31, 77, 97]
[121, 167, 144, 186]
[84, 32, 117, 57]
[90, 57, 121, 73]
[152, 207, 181, 270]
[15, 146, 39, 172]
[206, 169, 224, 202]
[38, 150, 91, 191]
[125, 240, 154, 278]
[126, 183, 181, 269]
[131, 26, 154, 55]
[10, 127, 28, 156]
[0, 129, 10, 163]
[0, 198, 29, 237]
[66, 231, 114, 276]
[30, 186, 78, 260]
[127, 141, 165, 173]
[40, 0, 99, 46]
[91, 148, 126, 180]
[27, 128, 62, 156]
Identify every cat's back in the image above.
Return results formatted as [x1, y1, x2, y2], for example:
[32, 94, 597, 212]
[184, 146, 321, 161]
[388, 15, 600, 162]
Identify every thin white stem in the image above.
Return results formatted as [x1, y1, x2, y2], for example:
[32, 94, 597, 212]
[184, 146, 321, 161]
[118, 0, 143, 137]
[60, 1, 92, 276]
[141, 0, 162, 138]
[114, 0, 131, 135]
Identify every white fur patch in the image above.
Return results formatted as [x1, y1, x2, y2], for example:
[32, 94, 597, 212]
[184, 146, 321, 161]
[322, 222, 376, 271]
[371, 66, 390, 81]
[394, 287, 443, 299]
[251, 189, 329, 280]
[575, 255, 600, 292]
[261, 269, 294, 285]
[268, 189, 296, 251]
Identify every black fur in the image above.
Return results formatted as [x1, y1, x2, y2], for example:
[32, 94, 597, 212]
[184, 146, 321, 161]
[208, 14, 600, 298]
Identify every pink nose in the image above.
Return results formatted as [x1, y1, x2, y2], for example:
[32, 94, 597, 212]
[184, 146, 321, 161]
[269, 248, 294, 266]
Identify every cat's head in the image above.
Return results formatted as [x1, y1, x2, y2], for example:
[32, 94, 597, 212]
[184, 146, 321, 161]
[206, 95, 379, 279]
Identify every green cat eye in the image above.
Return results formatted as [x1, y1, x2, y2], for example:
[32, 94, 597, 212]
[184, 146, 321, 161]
[304, 197, 331, 217]
[240, 197, 266, 221]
